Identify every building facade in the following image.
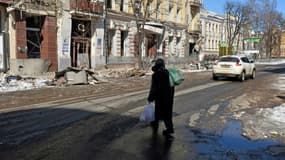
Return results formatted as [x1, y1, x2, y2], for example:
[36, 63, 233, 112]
[200, 8, 224, 61]
[1, 0, 202, 73]
[104, 0, 202, 67]
[57, 0, 104, 71]
[281, 30, 285, 57]
[7, 0, 58, 74]
[200, 8, 244, 61]
[5, 0, 104, 73]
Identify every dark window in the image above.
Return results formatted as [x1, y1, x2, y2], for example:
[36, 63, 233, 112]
[107, 0, 112, 9]
[241, 57, 250, 63]
[26, 16, 45, 58]
[120, 0, 123, 11]
[219, 57, 239, 62]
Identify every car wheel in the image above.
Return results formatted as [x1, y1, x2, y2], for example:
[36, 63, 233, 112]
[251, 69, 256, 79]
[239, 71, 245, 82]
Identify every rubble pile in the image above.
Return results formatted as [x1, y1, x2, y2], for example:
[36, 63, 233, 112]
[96, 68, 148, 78]
[124, 68, 147, 78]
[0, 67, 151, 93]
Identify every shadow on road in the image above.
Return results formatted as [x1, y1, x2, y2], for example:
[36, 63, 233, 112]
[261, 65, 285, 74]
[143, 134, 173, 160]
[1, 101, 285, 159]
[0, 106, 176, 160]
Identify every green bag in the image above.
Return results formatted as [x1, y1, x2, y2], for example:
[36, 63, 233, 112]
[168, 68, 184, 87]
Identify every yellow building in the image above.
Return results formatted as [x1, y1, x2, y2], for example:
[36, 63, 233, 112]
[104, 0, 202, 66]
[281, 31, 285, 57]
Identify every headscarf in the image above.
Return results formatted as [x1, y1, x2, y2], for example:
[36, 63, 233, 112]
[152, 58, 165, 72]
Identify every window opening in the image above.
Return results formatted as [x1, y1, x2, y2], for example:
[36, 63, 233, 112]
[26, 16, 45, 58]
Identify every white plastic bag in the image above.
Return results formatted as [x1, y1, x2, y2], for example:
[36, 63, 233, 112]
[140, 103, 155, 122]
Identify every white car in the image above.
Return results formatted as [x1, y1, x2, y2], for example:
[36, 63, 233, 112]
[212, 55, 256, 81]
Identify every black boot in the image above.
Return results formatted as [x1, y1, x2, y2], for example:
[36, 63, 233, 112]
[163, 129, 174, 141]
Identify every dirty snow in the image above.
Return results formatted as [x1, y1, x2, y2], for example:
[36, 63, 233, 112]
[0, 77, 51, 93]
[262, 104, 285, 124]
[240, 104, 285, 141]
[255, 59, 285, 65]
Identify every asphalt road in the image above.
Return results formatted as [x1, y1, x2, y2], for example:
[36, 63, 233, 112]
[0, 64, 285, 160]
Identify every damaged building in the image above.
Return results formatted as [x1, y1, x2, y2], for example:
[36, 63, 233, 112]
[7, 0, 57, 74]
[104, 0, 202, 67]
[0, 0, 202, 74]
[57, 0, 104, 71]
[4, 0, 104, 74]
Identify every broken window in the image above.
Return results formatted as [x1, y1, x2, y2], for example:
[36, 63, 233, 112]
[26, 16, 45, 58]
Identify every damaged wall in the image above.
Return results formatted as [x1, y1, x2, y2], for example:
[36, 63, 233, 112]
[40, 16, 57, 71]
[57, 0, 72, 71]
[92, 18, 105, 67]
[8, 0, 58, 73]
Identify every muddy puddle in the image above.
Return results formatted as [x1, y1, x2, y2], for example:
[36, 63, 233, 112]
[192, 120, 285, 159]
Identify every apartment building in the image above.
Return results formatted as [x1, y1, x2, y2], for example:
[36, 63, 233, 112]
[4, 0, 104, 73]
[6, 0, 58, 74]
[104, 0, 202, 66]
[200, 8, 224, 61]
[200, 8, 243, 61]
[59, 0, 104, 70]
[1, 0, 202, 73]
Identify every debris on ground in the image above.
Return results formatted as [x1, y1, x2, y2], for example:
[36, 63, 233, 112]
[54, 67, 111, 85]
[0, 73, 52, 93]
[96, 68, 148, 78]
[0, 67, 151, 93]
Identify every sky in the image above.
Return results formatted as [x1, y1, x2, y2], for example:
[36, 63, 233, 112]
[203, 0, 285, 17]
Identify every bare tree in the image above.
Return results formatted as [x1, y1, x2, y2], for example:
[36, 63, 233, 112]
[246, 0, 284, 58]
[224, 1, 250, 55]
[130, 0, 150, 69]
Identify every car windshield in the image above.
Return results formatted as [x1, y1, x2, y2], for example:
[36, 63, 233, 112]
[219, 57, 238, 62]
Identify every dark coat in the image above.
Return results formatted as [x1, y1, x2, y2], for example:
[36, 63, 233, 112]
[148, 64, 174, 121]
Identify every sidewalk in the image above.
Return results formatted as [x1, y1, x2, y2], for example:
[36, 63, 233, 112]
[255, 58, 285, 65]
[0, 69, 210, 110]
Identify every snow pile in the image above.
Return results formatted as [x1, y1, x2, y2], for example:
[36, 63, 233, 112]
[255, 59, 285, 65]
[241, 104, 285, 141]
[0, 75, 52, 93]
[262, 104, 285, 124]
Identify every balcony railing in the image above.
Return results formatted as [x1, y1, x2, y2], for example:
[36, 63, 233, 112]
[70, 0, 104, 15]
[188, 0, 202, 7]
